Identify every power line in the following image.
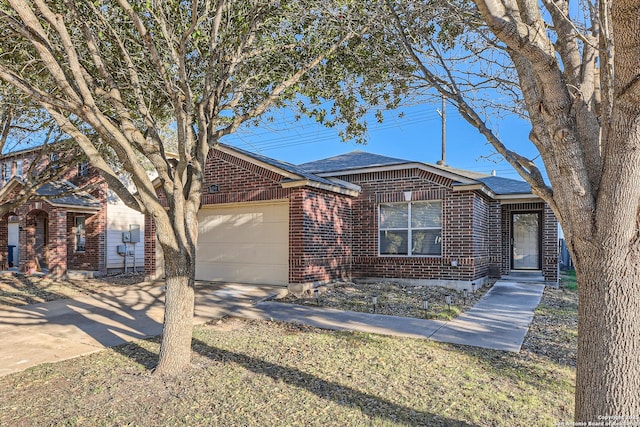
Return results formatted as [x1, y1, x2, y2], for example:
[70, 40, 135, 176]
[223, 107, 534, 179]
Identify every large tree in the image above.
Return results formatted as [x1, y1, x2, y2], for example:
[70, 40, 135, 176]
[0, 0, 395, 375]
[0, 88, 89, 215]
[373, 0, 640, 421]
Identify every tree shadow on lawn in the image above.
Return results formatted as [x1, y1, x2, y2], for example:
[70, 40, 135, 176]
[443, 341, 575, 395]
[113, 338, 475, 427]
[0, 273, 70, 305]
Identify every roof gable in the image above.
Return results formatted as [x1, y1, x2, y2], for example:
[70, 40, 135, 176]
[0, 178, 101, 211]
[36, 180, 102, 210]
[216, 144, 360, 196]
[298, 149, 537, 199]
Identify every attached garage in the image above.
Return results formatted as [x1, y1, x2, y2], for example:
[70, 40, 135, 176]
[195, 200, 289, 285]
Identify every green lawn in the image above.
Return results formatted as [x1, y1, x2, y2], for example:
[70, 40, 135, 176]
[560, 270, 577, 290]
[0, 309, 575, 426]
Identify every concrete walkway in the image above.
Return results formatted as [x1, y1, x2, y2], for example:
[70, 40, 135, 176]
[225, 280, 545, 352]
[0, 279, 544, 377]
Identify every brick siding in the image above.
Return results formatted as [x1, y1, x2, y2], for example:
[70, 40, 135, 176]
[143, 148, 559, 287]
[0, 150, 107, 276]
[335, 168, 493, 283]
[146, 148, 353, 285]
[289, 188, 352, 284]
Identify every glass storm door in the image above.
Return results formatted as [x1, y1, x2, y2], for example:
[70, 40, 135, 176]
[512, 212, 541, 270]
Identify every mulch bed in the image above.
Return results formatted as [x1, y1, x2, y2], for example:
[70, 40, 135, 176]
[280, 281, 493, 320]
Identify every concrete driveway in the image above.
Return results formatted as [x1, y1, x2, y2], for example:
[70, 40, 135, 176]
[0, 281, 283, 377]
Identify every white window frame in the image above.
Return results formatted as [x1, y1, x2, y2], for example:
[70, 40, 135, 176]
[378, 201, 443, 257]
[75, 216, 86, 252]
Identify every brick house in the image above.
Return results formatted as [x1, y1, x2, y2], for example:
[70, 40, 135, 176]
[0, 147, 145, 277]
[146, 144, 559, 290]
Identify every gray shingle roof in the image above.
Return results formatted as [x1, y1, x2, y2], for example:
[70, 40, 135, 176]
[220, 144, 351, 189]
[298, 151, 411, 174]
[477, 176, 532, 195]
[298, 150, 532, 196]
[226, 145, 534, 197]
[36, 180, 102, 209]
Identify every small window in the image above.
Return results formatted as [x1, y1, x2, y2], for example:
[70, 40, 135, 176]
[77, 161, 89, 177]
[49, 153, 59, 169]
[15, 160, 23, 177]
[379, 201, 442, 256]
[75, 216, 86, 252]
[2, 162, 11, 183]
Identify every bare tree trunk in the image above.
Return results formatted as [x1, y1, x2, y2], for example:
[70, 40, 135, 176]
[575, 249, 640, 420]
[575, 98, 640, 418]
[155, 250, 195, 375]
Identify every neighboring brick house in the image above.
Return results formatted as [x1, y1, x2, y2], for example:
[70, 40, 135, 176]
[145, 144, 559, 290]
[0, 147, 145, 277]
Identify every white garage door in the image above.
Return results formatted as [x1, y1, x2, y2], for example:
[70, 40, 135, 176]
[196, 201, 289, 285]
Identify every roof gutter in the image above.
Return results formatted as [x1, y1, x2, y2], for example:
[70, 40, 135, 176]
[452, 183, 541, 202]
[47, 203, 102, 213]
[452, 183, 495, 198]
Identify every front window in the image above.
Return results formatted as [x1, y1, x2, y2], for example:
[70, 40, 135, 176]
[379, 201, 442, 256]
[75, 216, 86, 252]
[3, 162, 11, 183]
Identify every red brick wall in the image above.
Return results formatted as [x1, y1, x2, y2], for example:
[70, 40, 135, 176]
[289, 188, 352, 284]
[487, 200, 503, 277]
[0, 149, 107, 275]
[146, 148, 354, 285]
[0, 213, 11, 268]
[337, 168, 488, 283]
[6, 201, 68, 276]
[471, 194, 491, 279]
[66, 181, 107, 272]
[543, 204, 559, 282]
[143, 148, 559, 286]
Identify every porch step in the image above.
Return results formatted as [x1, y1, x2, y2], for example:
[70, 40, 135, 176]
[504, 271, 545, 284]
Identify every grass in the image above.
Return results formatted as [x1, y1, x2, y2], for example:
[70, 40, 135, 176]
[0, 275, 577, 425]
[560, 270, 577, 290]
[0, 286, 577, 426]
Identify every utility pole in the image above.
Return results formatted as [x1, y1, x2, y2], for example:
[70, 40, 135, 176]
[436, 95, 446, 166]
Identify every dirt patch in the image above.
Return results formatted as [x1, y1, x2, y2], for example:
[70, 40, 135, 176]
[521, 286, 578, 367]
[280, 281, 493, 320]
[0, 272, 146, 306]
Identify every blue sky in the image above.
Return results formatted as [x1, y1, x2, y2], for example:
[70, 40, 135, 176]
[4, 99, 541, 182]
[223, 101, 542, 181]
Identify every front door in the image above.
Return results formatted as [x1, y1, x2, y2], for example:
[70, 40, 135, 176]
[8, 221, 19, 268]
[511, 212, 541, 270]
[34, 214, 48, 269]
